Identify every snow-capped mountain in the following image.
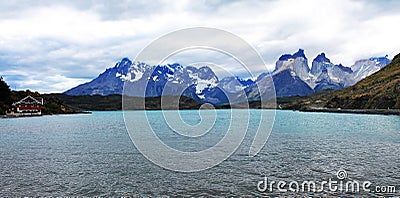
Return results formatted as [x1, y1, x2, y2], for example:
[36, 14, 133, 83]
[310, 53, 354, 91]
[273, 49, 310, 82]
[266, 49, 390, 94]
[65, 58, 237, 104]
[219, 77, 254, 94]
[310, 53, 391, 90]
[65, 50, 391, 104]
[245, 49, 315, 100]
[246, 69, 314, 100]
[351, 56, 391, 83]
[65, 57, 134, 96]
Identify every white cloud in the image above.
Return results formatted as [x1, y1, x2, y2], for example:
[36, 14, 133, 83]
[0, 0, 399, 92]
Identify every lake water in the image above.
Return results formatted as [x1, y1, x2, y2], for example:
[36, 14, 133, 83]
[0, 110, 399, 196]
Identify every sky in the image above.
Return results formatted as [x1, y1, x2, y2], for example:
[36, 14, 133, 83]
[0, 0, 400, 93]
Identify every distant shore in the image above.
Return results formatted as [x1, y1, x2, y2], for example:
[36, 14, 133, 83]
[1, 111, 92, 119]
[296, 107, 400, 116]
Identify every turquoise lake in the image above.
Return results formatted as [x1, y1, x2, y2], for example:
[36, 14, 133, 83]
[0, 110, 399, 196]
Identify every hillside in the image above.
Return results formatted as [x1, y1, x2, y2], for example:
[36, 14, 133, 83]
[284, 52, 400, 110]
[47, 94, 202, 110]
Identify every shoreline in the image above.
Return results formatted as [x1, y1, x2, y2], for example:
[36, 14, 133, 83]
[1, 111, 92, 119]
[296, 108, 400, 116]
[2, 108, 399, 117]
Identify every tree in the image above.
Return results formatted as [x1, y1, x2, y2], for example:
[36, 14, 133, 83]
[0, 77, 13, 114]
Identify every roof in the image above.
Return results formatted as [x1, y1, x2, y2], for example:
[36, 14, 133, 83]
[13, 95, 43, 105]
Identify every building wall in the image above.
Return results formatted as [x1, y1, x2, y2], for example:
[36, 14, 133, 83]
[16, 104, 42, 113]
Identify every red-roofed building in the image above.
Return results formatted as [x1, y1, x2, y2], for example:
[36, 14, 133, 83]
[12, 95, 43, 116]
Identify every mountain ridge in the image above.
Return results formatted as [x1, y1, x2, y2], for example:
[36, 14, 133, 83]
[65, 49, 391, 105]
[282, 52, 400, 110]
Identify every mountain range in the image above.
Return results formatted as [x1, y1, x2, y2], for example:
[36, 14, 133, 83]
[65, 49, 391, 105]
[325, 53, 400, 109]
[282, 52, 400, 110]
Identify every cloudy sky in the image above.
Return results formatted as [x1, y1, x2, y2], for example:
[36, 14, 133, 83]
[1, 0, 400, 93]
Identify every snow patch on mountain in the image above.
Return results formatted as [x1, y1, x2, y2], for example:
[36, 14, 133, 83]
[351, 56, 391, 83]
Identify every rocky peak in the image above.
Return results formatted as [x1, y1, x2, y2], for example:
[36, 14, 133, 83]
[311, 52, 333, 75]
[274, 49, 310, 82]
[313, 53, 330, 63]
[278, 49, 307, 61]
